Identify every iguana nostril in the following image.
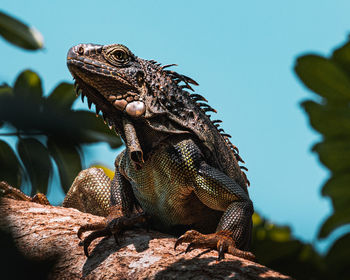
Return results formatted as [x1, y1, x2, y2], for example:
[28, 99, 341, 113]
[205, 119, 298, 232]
[77, 46, 84, 55]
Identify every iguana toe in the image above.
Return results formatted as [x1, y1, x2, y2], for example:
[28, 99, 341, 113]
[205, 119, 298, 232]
[77, 212, 148, 257]
[175, 230, 255, 261]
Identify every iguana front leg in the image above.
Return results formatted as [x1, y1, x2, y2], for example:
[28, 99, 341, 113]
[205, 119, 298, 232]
[172, 143, 255, 261]
[175, 202, 254, 260]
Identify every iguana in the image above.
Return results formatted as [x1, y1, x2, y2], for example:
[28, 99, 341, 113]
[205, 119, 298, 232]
[1, 43, 255, 260]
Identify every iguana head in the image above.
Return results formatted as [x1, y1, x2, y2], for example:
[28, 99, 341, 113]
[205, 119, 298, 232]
[66, 43, 212, 137]
[67, 44, 147, 119]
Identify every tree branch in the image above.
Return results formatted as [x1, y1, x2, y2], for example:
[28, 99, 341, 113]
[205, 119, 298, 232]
[0, 198, 293, 280]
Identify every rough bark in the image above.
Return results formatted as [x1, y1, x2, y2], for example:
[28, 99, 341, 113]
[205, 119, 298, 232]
[0, 198, 292, 280]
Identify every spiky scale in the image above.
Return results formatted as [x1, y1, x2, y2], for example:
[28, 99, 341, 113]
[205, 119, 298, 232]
[102, 113, 108, 122]
[191, 94, 208, 102]
[198, 103, 217, 113]
[95, 106, 101, 116]
[235, 154, 245, 163]
[160, 64, 177, 70]
[180, 74, 199, 86]
[88, 99, 93, 109]
[180, 85, 195, 91]
[240, 166, 248, 171]
[221, 133, 232, 138]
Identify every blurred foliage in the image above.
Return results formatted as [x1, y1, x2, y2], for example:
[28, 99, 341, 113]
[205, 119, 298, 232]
[251, 213, 326, 280]
[0, 70, 122, 195]
[244, 37, 350, 280]
[293, 39, 350, 279]
[0, 11, 44, 50]
[295, 40, 350, 240]
[0, 12, 122, 278]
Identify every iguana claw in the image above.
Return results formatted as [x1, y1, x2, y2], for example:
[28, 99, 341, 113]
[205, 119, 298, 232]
[77, 213, 147, 257]
[79, 226, 112, 257]
[174, 229, 255, 261]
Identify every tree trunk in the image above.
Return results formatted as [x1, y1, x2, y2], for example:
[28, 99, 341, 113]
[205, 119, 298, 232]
[0, 198, 292, 280]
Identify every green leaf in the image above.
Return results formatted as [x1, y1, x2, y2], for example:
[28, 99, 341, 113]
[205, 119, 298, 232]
[0, 83, 12, 95]
[75, 111, 123, 148]
[319, 208, 350, 239]
[0, 139, 22, 187]
[295, 55, 350, 101]
[13, 70, 43, 101]
[17, 138, 52, 194]
[4, 71, 44, 131]
[47, 138, 82, 193]
[325, 233, 350, 280]
[267, 225, 292, 242]
[302, 100, 350, 138]
[0, 84, 13, 119]
[322, 174, 350, 211]
[0, 11, 43, 50]
[332, 41, 350, 77]
[313, 140, 350, 174]
[46, 82, 76, 109]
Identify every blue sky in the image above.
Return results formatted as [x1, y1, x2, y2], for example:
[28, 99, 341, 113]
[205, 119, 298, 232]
[1, 1, 349, 252]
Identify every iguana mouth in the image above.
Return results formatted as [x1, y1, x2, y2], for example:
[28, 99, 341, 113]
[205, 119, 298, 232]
[72, 76, 116, 126]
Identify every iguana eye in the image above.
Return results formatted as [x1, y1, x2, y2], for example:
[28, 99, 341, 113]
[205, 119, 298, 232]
[103, 45, 131, 66]
[112, 49, 128, 62]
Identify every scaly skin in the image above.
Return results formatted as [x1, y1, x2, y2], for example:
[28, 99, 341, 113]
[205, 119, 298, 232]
[1, 43, 255, 261]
